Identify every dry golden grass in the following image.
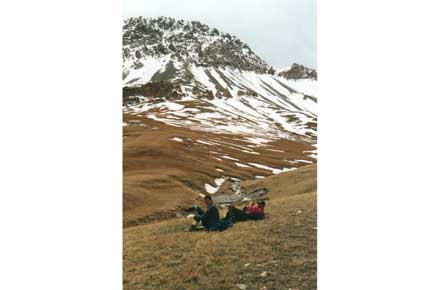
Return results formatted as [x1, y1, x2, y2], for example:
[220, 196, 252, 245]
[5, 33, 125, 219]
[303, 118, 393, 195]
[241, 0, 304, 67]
[123, 166, 317, 290]
[123, 115, 315, 227]
[241, 163, 317, 199]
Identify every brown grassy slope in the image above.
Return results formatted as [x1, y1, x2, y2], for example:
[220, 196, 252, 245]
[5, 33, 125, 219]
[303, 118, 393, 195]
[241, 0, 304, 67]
[123, 115, 315, 227]
[123, 166, 317, 290]
[241, 163, 317, 199]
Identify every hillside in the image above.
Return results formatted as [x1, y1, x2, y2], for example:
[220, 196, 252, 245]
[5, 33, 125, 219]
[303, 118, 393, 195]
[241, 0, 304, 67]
[123, 117, 315, 227]
[123, 164, 317, 290]
[123, 17, 317, 227]
[123, 16, 317, 139]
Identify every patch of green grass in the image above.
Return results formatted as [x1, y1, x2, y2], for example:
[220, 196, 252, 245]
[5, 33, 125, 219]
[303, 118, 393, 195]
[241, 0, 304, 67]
[152, 222, 189, 234]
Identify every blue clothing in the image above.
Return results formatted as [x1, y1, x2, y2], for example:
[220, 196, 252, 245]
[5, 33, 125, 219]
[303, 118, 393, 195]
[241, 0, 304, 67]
[195, 204, 220, 230]
[194, 204, 231, 231]
[208, 219, 232, 231]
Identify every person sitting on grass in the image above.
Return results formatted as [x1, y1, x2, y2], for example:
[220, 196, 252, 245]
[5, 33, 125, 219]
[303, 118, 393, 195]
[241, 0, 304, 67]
[223, 200, 266, 223]
[192, 194, 230, 231]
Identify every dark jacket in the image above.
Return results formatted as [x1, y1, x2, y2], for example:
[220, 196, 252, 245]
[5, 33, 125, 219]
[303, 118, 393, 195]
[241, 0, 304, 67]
[195, 204, 220, 230]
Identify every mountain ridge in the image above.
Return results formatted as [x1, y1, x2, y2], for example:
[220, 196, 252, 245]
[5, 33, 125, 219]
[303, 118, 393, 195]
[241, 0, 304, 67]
[123, 16, 274, 80]
[123, 16, 317, 140]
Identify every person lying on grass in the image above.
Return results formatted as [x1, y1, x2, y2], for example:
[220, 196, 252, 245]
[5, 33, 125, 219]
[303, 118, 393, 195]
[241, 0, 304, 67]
[223, 200, 265, 223]
[191, 194, 231, 231]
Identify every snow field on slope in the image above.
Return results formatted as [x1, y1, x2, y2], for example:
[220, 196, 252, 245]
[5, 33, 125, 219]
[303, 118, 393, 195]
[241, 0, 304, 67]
[171, 137, 184, 142]
[124, 96, 314, 139]
[235, 162, 251, 168]
[248, 163, 296, 174]
[204, 177, 226, 194]
[205, 183, 219, 194]
[283, 79, 317, 97]
[123, 63, 317, 141]
[123, 56, 169, 86]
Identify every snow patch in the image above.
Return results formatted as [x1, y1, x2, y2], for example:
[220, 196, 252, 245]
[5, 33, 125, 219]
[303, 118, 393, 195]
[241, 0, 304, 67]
[221, 155, 240, 161]
[241, 149, 260, 155]
[248, 163, 296, 174]
[205, 183, 219, 194]
[197, 140, 215, 146]
[264, 148, 285, 153]
[235, 162, 251, 168]
[164, 102, 184, 111]
[244, 137, 272, 145]
[292, 159, 313, 164]
[214, 178, 225, 186]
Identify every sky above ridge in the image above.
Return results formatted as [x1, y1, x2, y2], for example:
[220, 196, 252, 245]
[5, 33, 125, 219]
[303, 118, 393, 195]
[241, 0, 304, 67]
[124, 0, 316, 70]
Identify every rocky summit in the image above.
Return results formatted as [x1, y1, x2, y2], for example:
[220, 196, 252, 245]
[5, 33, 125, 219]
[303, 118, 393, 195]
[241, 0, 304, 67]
[123, 16, 273, 79]
[277, 63, 317, 80]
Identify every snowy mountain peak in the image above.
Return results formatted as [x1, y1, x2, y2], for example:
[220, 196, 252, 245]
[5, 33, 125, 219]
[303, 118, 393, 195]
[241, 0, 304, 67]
[123, 16, 274, 79]
[277, 63, 317, 80]
[123, 17, 317, 142]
